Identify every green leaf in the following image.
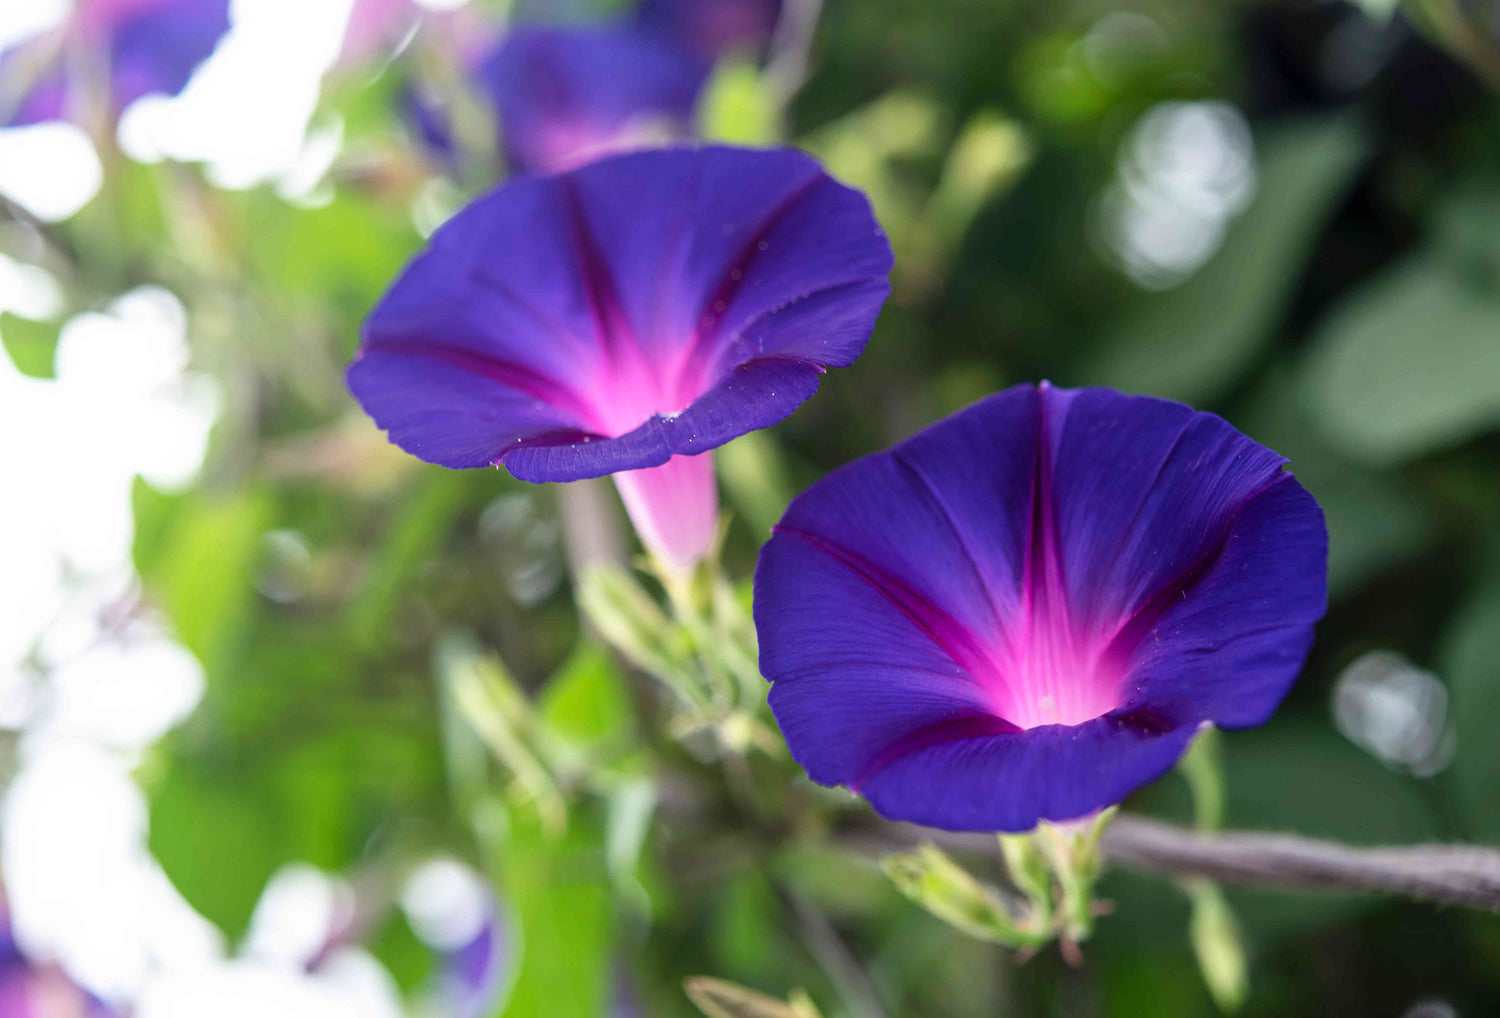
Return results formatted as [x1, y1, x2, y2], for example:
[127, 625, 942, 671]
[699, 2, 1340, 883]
[148, 767, 280, 938]
[604, 779, 656, 915]
[710, 868, 785, 980]
[248, 191, 421, 324]
[1224, 720, 1440, 845]
[926, 111, 1031, 244]
[1300, 252, 1500, 463]
[717, 433, 794, 539]
[1351, 0, 1400, 22]
[1237, 368, 1432, 593]
[1177, 725, 1226, 832]
[496, 805, 612, 1018]
[699, 60, 782, 145]
[369, 910, 436, 997]
[0, 313, 60, 378]
[1185, 878, 1249, 1013]
[136, 487, 271, 677]
[1440, 580, 1500, 841]
[537, 641, 635, 752]
[349, 471, 474, 649]
[1088, 116, 1368, 403]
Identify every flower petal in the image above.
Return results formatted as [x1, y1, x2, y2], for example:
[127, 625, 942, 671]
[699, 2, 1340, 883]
[855, 711, 1199, 832]
[1118, 475, 1327, 727]
[637, 0, 783, 57]
[350, 146, 892, 481]
[109, 0, 230, 110]
[501, 355, 824, 482]
[1045, 386, 1291, 642]
[475, 25, 706, 176]
[757, 526, 1002, 792]
[345, 348, 579, 469]
[755, 383, 1327, 830]
[613, 453, 718, 570]
[2, 0, 229, 128]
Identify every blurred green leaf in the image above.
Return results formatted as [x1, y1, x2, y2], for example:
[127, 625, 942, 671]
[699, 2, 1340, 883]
[249, 191, 421, 320]
[350, 471, 474, 649]
[1352, 0, 1400, 21]
[1178, 726, 1226, 832]
[802, 91, 948, 257]
[370, 909, 437, 997]
[711, 867, 785, 980]
[1439, 580, 1500, 841]
[1224, 720, 1439, 845]
[699, 60, 782, 145]
[1300, 252, 1500, 463]
[1239, 367, 1432, 593]
[0, 313, 59, 378]
[1185, 878, 1249, 1013]
[718, 433, 794, 539]
[148, 767, 280, 937]
[496, 804, 612, 1018]
[537, 641, 635, 752]
[926, 111, 1032, 242]
[1089, 116, 1368, 403]
[136, 487, 271, 677]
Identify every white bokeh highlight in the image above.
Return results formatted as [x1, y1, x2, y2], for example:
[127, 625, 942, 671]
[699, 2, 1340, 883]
[1100, 100, 1257, 289]
[1333, 650, 1454, 777]
[0, 282, 226, 1007]
[400, 858, 491, 952]
[116, 0, 355, 193]
[0, 122, 104, 221]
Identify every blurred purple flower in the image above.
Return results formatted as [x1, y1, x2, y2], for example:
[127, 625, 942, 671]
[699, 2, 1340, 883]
[755, 383, 1328, 831]
[437, 915, 507, 1018]
[0, 903, 119, 1017]
[348, 145, 891, 570]
[0, 0, 230, 128]
[637, 0, 784, 59]
[397, 80, 458, 168]
[473, 23, 708, 176]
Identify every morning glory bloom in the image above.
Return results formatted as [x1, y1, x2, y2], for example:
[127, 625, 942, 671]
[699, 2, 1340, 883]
[0, 0, 230, 127]
[441, 918, 507, 1018]
[473, 23, 708, 175]
[637, 0, 784, 59]
[399, 858, 508, 1018]
[348, 145, 892, 570]
[0, 902, 118, 1016]
[755, 384, 1328, 832]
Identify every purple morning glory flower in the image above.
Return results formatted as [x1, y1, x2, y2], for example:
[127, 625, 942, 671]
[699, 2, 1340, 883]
[0, 903, 119, 1017]
[754, 383, 1328, 832]
[637, 0, 784, 59]
[472, 23, 709, 176]
[441, 918, 508, 1018]
[348, 144, 892, 569]
[0, 0, 230, 128]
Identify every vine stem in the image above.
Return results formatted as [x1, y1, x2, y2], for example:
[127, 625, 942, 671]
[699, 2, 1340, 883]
[850, 815, 1500, 913]
[1100, 814, 1500, 912]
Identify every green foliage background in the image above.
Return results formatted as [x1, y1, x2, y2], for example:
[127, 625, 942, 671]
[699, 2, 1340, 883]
[6, 0, 1500, 1014]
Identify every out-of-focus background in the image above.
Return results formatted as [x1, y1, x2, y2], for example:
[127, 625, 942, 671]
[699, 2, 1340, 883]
[0, 0, 1498, 1015]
